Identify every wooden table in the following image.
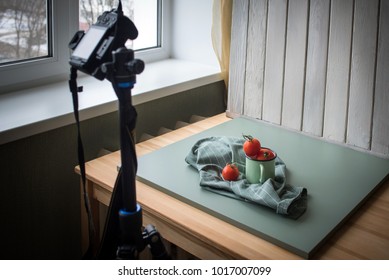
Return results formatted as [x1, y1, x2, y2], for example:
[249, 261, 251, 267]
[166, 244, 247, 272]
[76, 113, 389, 259]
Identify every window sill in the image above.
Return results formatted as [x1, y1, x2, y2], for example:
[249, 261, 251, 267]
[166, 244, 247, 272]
[0, 59, 222, 145]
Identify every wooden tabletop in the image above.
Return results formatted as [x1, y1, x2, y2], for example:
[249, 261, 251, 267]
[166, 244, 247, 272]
[79, 113, 389, 259]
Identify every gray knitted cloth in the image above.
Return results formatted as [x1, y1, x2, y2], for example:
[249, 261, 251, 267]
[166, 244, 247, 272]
[185, 136, 307, 219]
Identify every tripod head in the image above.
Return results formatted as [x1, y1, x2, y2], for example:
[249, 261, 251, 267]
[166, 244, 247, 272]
[102, 47, 145, 88]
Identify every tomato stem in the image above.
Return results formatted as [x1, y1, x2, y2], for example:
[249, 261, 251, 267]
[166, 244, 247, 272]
[242, 134, 253, 141]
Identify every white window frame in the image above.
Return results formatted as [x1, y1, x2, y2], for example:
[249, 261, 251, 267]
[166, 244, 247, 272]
[136, 0, 170, 64]
[0, 0, 170, 93]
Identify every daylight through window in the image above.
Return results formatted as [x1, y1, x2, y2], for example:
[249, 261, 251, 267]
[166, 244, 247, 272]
[0, 0, 164, 93]
[0, 0, 49, 65]
[79, 0, 160, 51]
[0, 0, 160, 66]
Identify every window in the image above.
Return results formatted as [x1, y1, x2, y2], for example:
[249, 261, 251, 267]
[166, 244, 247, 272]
[79, 0, 160, 51]
[0, 0, 49, 64]
[0, 0, 77, 93]
[0, 0, 168, 94]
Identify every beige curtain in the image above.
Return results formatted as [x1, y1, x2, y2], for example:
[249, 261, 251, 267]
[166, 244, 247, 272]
[212, 0, 232, 95]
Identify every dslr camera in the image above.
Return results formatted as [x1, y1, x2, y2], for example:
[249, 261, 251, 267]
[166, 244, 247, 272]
[69, 5, 138, 80]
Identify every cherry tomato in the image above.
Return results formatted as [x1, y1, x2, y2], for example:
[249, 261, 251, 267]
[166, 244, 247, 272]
[243, 135, 261, 158]
[256, 148, 276, 160]
[222, 163, 240, 181]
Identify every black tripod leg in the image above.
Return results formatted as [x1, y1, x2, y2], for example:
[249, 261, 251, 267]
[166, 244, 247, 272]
[97, 168, 124, 259]
[143, 224, 171, 260]
[97, 47, 169, 260]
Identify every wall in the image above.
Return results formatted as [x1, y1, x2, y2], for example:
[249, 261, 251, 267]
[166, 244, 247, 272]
[228, 0, 389, 158]
[171, 0, 219, 67]
[0, 82, 225, 259]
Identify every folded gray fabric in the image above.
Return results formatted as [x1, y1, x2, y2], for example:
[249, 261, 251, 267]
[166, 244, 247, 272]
[185, 136, 307, 219]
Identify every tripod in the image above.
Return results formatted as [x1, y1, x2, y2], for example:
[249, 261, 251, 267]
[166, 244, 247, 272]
[92, 47, 169, 260]
[69, 0, 169, 260]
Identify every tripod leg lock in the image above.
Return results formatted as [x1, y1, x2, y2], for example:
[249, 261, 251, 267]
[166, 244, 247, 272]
[143, 224, 170, 260]
[117, 204, 144, 259]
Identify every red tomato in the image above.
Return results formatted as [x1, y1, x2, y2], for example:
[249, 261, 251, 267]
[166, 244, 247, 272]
[222, 163, 240, 181]
[256, 148, 276, 161]
[243, 135, 261, 158]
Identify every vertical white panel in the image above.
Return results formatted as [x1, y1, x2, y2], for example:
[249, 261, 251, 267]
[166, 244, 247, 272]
[227, 0, 249, 117]
[244, 0, 268, 119]
[372, 0, 389, 156]
[303, 0, 330, 137]
[263, 0, 288, 125]
[282, 0, 309, 130]
[347, 0, 379, 149]
[323, 0, 354, 143]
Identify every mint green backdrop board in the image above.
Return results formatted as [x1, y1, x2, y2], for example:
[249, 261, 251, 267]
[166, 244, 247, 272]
[136, 117, 389, 258]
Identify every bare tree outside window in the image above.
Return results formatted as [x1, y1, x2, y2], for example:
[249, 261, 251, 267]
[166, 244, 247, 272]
[79, 0, 135, 48]
[0, 0, 48, 64]
[79, 0, 134, 28]
[79, 0, 159, 51]
[0, 0, 158, 65]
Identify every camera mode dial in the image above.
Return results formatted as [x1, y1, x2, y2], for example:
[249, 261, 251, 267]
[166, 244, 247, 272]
[97, 11, 117, 28]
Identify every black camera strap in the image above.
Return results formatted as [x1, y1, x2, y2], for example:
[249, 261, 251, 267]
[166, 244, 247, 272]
[69, 67, 96, 258]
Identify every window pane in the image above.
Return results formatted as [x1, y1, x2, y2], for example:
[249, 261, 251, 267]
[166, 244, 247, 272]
[0, 0, 49, 64]
[133, 0, 159, 50]
[79, 0, 159, 51]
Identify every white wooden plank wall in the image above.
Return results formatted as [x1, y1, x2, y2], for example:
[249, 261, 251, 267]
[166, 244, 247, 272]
[372, 0, 389, 156]
[227, 0, 249, 116]
[244, 0, 267, 119]
[262, 0, 288, 125]
[303, 0, 330, 137]
[282, 0, 309, 130]
[347, 0, 379, 149]
[323, 0, 353, 143]
[228, 0, 389, 158]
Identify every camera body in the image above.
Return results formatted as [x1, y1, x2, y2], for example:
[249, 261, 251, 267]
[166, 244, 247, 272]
[69, 8, 138, 80]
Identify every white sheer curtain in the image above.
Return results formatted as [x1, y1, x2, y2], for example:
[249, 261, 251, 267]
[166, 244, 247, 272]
[211, 0, 232, 96]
